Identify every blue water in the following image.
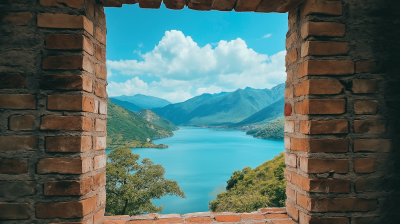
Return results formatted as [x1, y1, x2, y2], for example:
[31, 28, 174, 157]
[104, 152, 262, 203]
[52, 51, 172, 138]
[106, 127, 284, 214]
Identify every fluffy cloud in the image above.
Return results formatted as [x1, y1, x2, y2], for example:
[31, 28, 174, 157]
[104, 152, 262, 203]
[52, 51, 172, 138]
[262, 33, 272, 38]
[107, 30, 286, 103]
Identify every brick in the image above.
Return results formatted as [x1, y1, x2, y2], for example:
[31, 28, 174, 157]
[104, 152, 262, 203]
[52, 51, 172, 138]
[354, 120, 386, 133]
[265, 214, 290, 219]
[9, 115, 35, 130]
[284, 137, 291, 149]
[95, 64, 107, 80]
[295, 99, 345, 115]
[286, 69, 293, 83]
[0, 136, 37, 152]
[285, 200, 298, 221]
[276, 0, 304, 13]
[164, 0, 187, 10]
[185, 216, 213, 223]
[286, 185, 296, 202]
[40, 74, 92, 92]
[36, 197, 96, 218]
[0, 203, 29, 219]
[284, 170, 310, 191]
[40, 116, 92, 131]
[271, 220, 297, 224]
[301, 41, 348, 57]
[94, 99, 100, 113]
[0, 74, 25, 89]
[284, 120, 294, 133]
[96, 27, 107, 45]
[46, 136, 92, 152]
[99, 100, 107, 114]
[284, 86, 293, 98]
[0, 94, 36, 109]
[40, 0, 85, 8]
[95, 83, 107, 98]
[214, 215, 241, 222]
[87, 0, 95, 17]
[354, 100, 378, 114]
[284, 103, 292, 116]
[43, 56, 94, 73]
[298, 60, 354, 78]
[300, 157, 348, 173]
[309, 178, 350, 193]
[37, 158, 92, 174]
[46, 34, 93, 55]
[240, 214, 265, 220]
[95, 136, 107, 150]
[352, 217, 380, 224]
[259, 208, 286, 213]
[355, 178, 387, 192]
[44, 177, 91, 196]
[285, 32, 297, 50]
[95, 4, 106, 27]
[2, 12, 32, 25]
[354, 158, 376, 173]
[285, 49, 297, 66]
[93, 172, 106, 190]
[94, 154, 107, 170]
[285, 152, 297, 167]
[233, 0, 262, 11]
[37, 13, 93, 35]
[139, 0, 163, 9]
[300, 120, 348, 134]
[356, 60, 379, 73]
[96, 45, 106, 62]
[291, 138, 349, 153]
[96, 188, 106, 207]
[352, 79, 378, 93]
[353, 139, 391, 152]
[288, 10, 296, 29]
[48, 95, 95, 112]
[297, 194, 377, 212]
[254, 0, 281, 12]
[295, 79, 344, 96]
[94, 208, 105, 224]
[0, 159, 28, 173]
[299, 212, 350, 224]
[155, 218, 184, 224]
[128, 221, 154, 224]
[0, 181, 35, 197]
[301, 21, 346, 39]
[300, 0, 342, 17]
[95, 119, 107, 132]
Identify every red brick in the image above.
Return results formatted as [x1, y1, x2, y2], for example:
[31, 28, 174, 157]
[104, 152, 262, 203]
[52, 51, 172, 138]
[0, 203, 29, 219]
[164, 0, 187, 10]
[37, 158, 92, 174]
[288, 9, 296, 29]
[300, 120, 348, 134]
[356, 60, 379, 73]
[295, 79, 344, 96]
[354, 100, 378, 114]
[9, 115, 35, 130]
[155, 218, 184, 224]
[46, 136, 92, 152]
[301, 21, 346, 39]
[300, 0, 342, 17]
[96, 45, 106, 62]
[259, 208, 286, 213]
[286, 69, 293, 83]
[47, 95, 95, 112]
[355, 178, 384, 192]
[233, 0, 263, 11]
[2, 12, 32, 25]
[271, 220, 297, 224]
[0, 94, 36, 109]
[44, 177, 91, 196]
[95, 119, 107, 132]
[40, 74, 92, 92]
[284, 103, 292, 116]
[284, 170, 310, 191]
[352, 79, 378, 93]
[96, 27, 107, 45]
[40, 0, 85, 8]
[36, 196, 96, 218]
[46, 34, 93, 55]
[310, 178, 350, 193]
[95, 136, 107, 150]
[276, 0, 304, 13]
[284, 120, 294, 133]
[40, 116, 92, 131]
[95, 4, 106, 27]
[353, 139, 391, 152]
[295, 99, 345, 115]
[265, 213, 290, 219]
[284, 86, 293, 99]
[99, 100, 107, 114]
[301, 41, 348, 57]
[286, 185, 295, 202]
[240, 214, 265, 220]
[285, 32, 297, 50]
[292, 138, 349, 153]
[0, 74, 25, 89]
[300, 157, 348, 173]
[128, 220, 154, 224]
[285, 152, 297, 167]
[0, 136, 37, 152]
[95, 82, 107, 98]
[93, 172, 106, 190]
[96, 188, 106, 207]
[0, 181, 36, 197]
[96, 64, 107, 80]
[0, 159, 28, 173]
[285, 49, 298, 66]
[139, 0, 163, 9]
[285, 200, 298, 221]
[254, 0, 281, 12]
[298, 60, 354, 78]
[43, 56, 94, 73]
[354, 120, 386, 133]
[299, 212, 349, 224]
[214, 215, 241, 222]
[94, 208, 105, 224]
[284, 137, 291, 149]
[94, 154, 107, 170]
[37, 13, 93, 35]
[354, 158, 376, 173]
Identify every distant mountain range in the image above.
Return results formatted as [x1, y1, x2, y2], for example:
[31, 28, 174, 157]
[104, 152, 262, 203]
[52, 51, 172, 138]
[109, 98, 142, 112]
[137, 109, 179, 131]
[112, 94, 171, 110]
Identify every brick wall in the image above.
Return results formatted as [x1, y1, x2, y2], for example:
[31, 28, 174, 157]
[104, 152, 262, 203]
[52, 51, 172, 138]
[0, 0, 107, 223]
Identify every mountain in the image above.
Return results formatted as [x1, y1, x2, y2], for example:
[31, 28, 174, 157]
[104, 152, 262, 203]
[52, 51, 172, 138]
[153, 84, 285, 127]
[109, 98, 142, 112]
[136, 109, 179, 131]
[107, 100, 173, 148]
[247, 117, 285, 141]
[112, 94, 171, 109]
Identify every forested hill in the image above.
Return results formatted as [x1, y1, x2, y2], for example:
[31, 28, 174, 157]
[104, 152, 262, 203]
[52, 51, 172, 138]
[113, 94, 171, 109]
[107, 100, 173, 148]
[246, 117, 285, 141]
[137, 109, 179, 131]
[109, 98, 142, 112]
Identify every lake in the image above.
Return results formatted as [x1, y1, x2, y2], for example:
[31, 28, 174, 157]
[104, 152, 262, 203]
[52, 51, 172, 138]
[106, 127, 284, 214]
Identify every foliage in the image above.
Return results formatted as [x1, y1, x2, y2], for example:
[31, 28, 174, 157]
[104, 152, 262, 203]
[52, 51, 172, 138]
[106, 146, 185, 216]
[137, 109, 179, 131]
[247, 117, 285, 141]
[209, 153, 286, 213]
[113, 94, 171, 110]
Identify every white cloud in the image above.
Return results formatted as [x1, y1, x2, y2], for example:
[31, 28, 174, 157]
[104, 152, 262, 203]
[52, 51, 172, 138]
[138, 43, 143, 47]
[262, 33, 272, 38]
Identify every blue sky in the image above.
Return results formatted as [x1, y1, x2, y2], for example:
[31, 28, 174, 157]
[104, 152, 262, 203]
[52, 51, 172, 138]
[105, 4, 288, 103]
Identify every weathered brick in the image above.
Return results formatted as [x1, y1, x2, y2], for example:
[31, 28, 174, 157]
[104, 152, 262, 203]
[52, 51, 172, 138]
[46, 34, 93, 55]
[284, 137, 291, 149]
[96, 27, 107, 45]
[37, 13, 93, 35]
[36, 196, 96, 218]
[94, 208, 105, 224]
[300, 157, 348, 173]
[0, 159, 28, 173]
[44, 177, 91, 196]
[95, 4, 106, 27]
[353, 139, 391, 152]
[0, 181, 35, 197]
[0, 136, 37, 152]
[214, 215, 241, 222]
[284, 120, 294, 133]
[295, 79, 344, 96]
[284, 103, 292, 116]
[300, 120, 348, 134]
[352, 217, 380, 224]
[259, 207, 286, 213]
[286, 69, 293, 83]
[43, 56, 94, 73]
[96, 45, 106, 62]
[96, 188, 106, 207]
[139, 0, 163, 9]
[164, 0, 187, 10]
[265, 213, 290, 219]
[300, 0, 342, 17]
[155, 218, 184, 224]
[95, 64, 107, 80]
[9, 115, 35, 130]
[285, 200, 298, 221]
[2, 12, 32, 25]
[354, 158, 376, 173]
[40, 74, 92, 92]
[286, 32, 297, 50]
[308, 139, 348, 152]
[356, 60, 379, 73]
[95, 136, 107, 150]
[354, 120, 386, 133]
[0, 74, 25, 89]
[295, 99, 346, 115]
[288, 9, 296, 29]
[95, 119, 107, 132]
[285, 49, 298, 66]
[299, 212, 350, 224]
[284, 86, 293, 99]
[301, 21, 345, 39]
[0, 203, 29, 219]
[240, 213, 265, 220]
[185, 216, 213, 223]
[40, 116, 92, 131]
[254, 0, 281, 12]
[93, 172, 106, 190]
[355, 178, 388, 192]
[48, 95, 95, 112]
[46, 136, 92, 152]
[297, 194, 377, 212]
[276, 0, 304, 13]
[128, 220, 154, 224]
[309, 178, 350, 193]
[94, 154, 107, 170]
[234, 0, 263, 11]
[40, 0, 85, 8]
[99, 100, 107, 114]
[301, 41, 348, 57]
[352, 79, 378, 93]
[285, 152, 297, 167]
[0, 94, 36, 109]
[37, 158, 92, 174]
[354, 100, 378, 114]
[286, 185, 296, 202]
[95, 82, 107, 98]
[298, 60, 354, 78]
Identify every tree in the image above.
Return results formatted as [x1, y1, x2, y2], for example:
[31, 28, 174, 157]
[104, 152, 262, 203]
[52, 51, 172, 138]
[106, 146, 185, 216]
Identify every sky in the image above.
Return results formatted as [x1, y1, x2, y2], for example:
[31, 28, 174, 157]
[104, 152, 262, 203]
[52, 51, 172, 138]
[105, 4, 288, 103]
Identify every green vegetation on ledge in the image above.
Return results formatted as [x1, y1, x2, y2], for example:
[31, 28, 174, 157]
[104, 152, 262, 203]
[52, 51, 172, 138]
[209, 153, 286, 213]
[247, 117, 285, 141]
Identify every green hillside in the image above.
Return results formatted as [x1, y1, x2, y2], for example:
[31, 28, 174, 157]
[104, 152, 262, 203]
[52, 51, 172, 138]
[114, 94, 171, 109]
[110, 98, 142, 112]
[107, 100, 173, 148]
[247, 117, 285, 141]
[209, 153, 286, 213]
[137, 109, 179, 131]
